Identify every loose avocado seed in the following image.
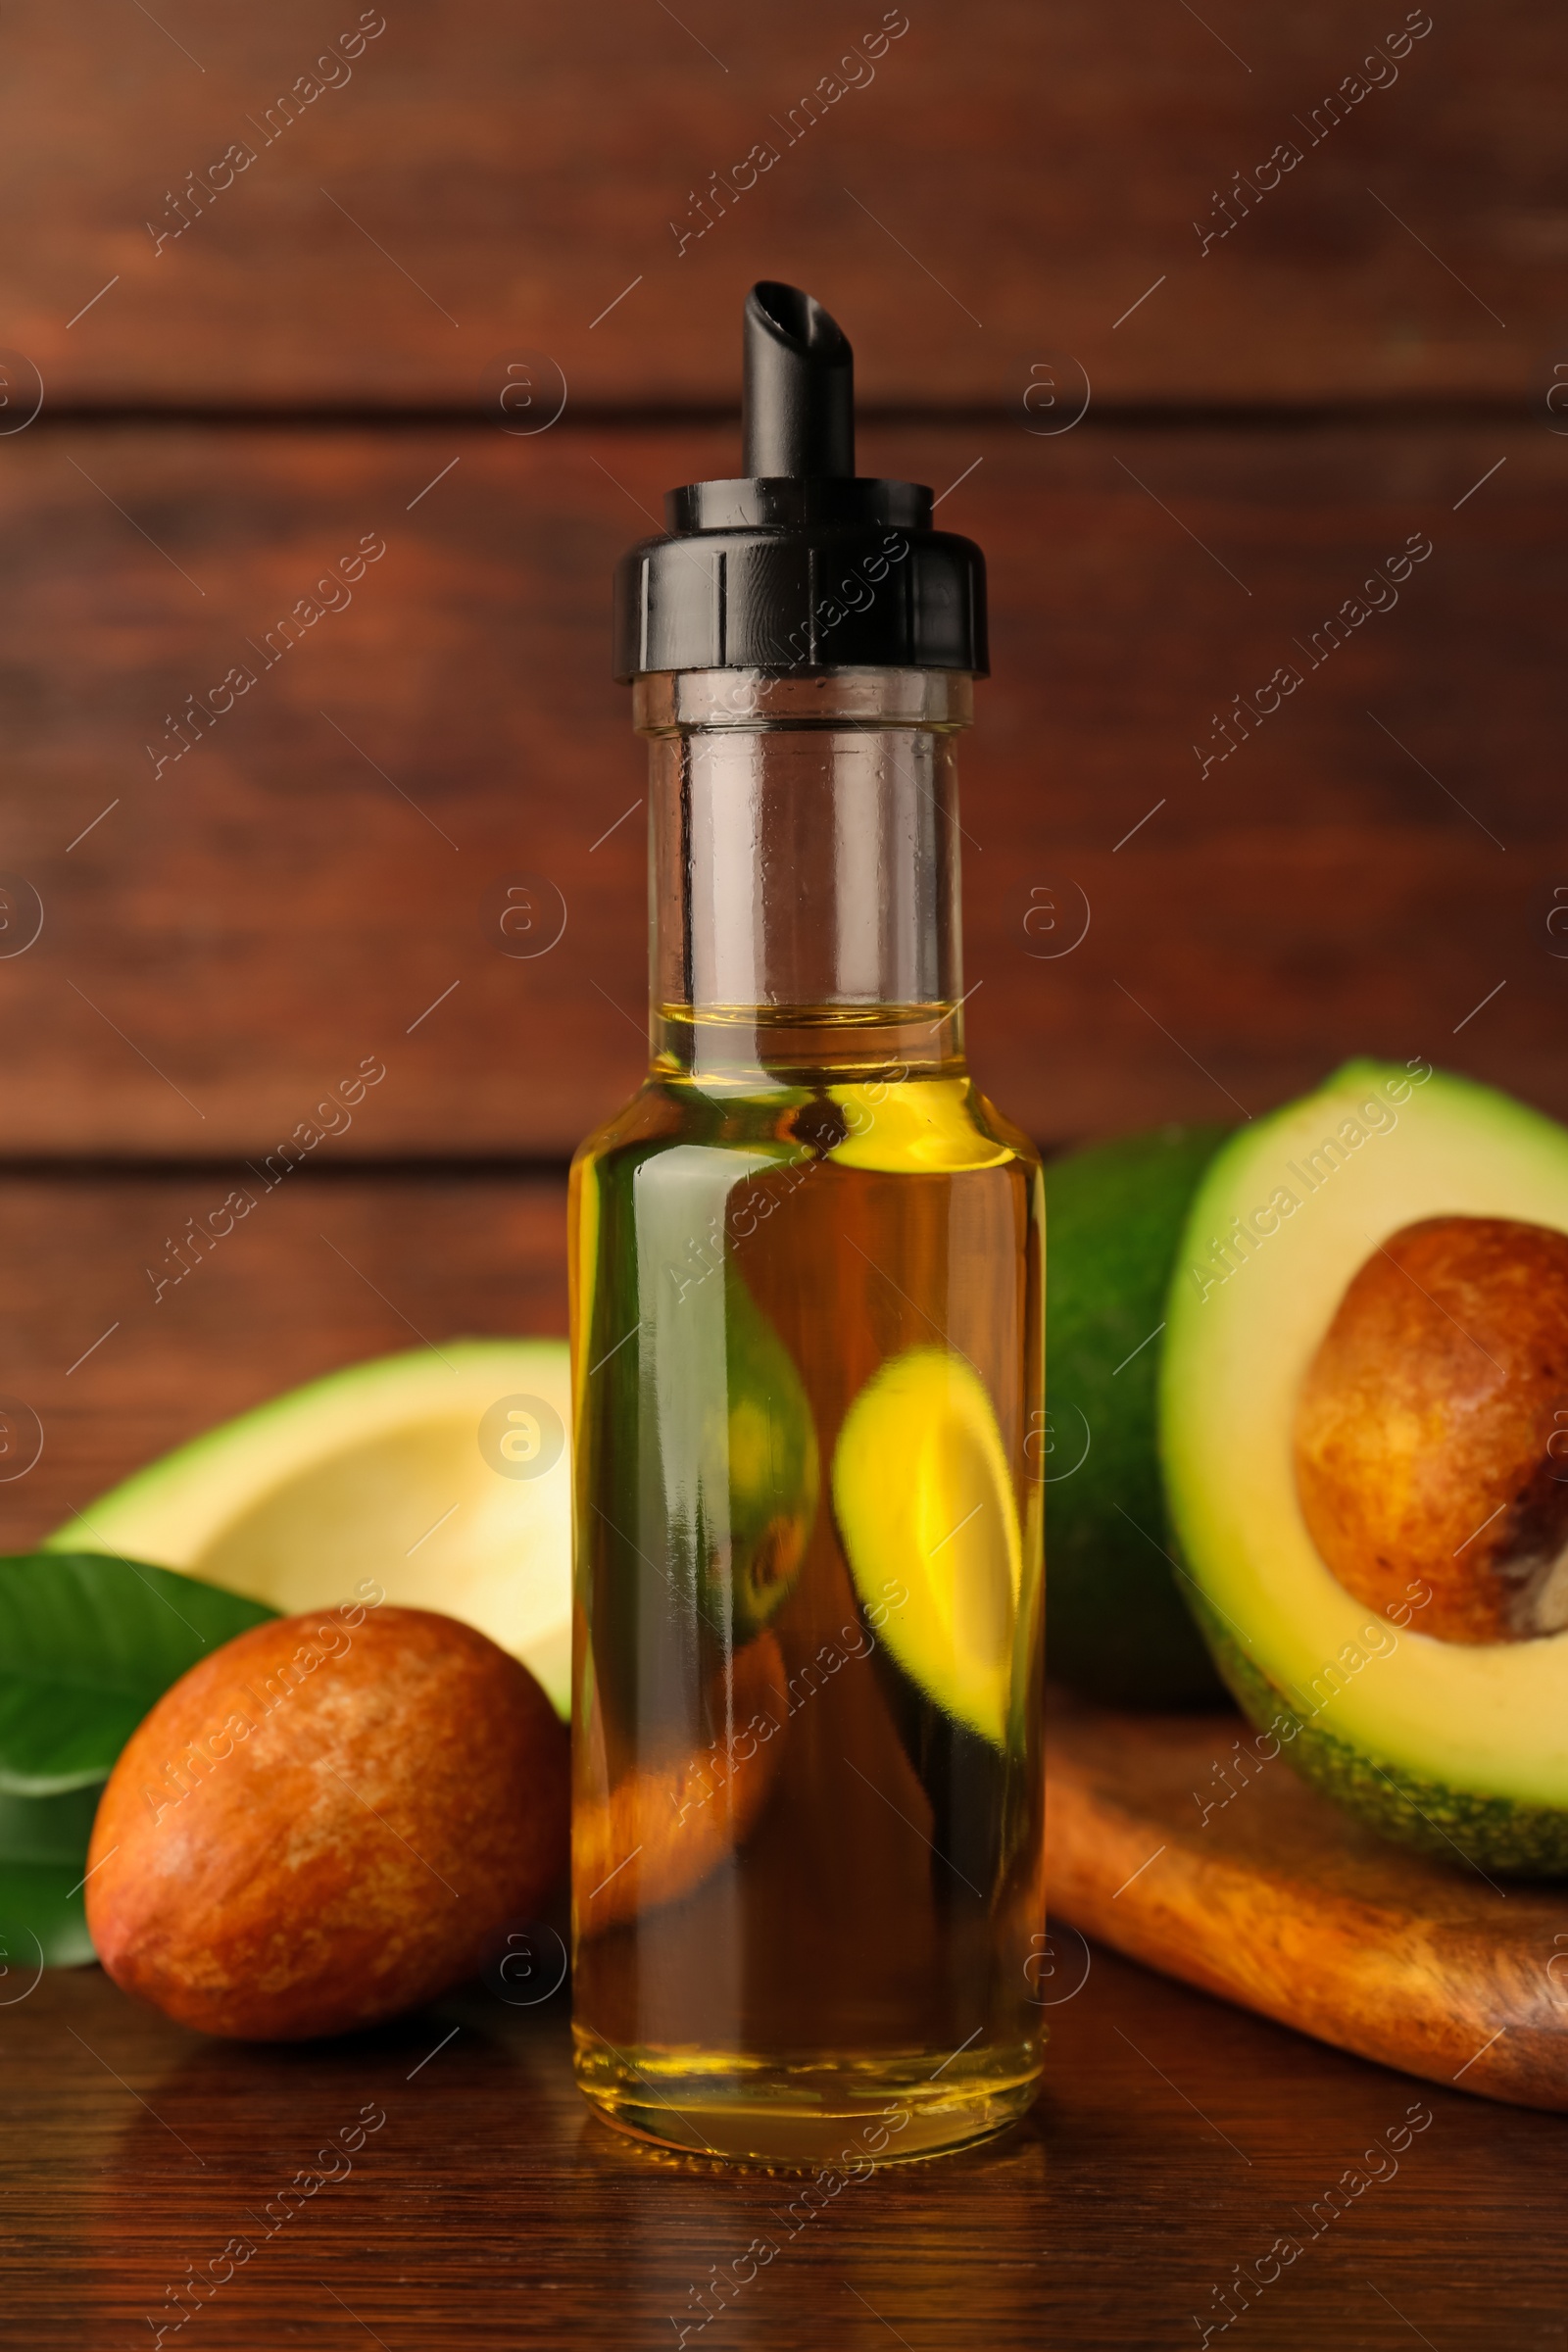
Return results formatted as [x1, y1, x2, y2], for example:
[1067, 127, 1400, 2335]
[88, 1606, 568, 2039]
[1294, 1216, 1568, 1643]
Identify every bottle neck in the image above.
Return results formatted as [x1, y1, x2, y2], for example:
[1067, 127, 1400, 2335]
[636, 668, 971, 1089]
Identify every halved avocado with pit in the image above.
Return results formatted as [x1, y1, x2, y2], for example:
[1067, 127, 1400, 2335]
[1162, 1057, 1568, 1874]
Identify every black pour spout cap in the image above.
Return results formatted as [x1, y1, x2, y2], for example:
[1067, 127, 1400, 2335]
[613, 281, 987, 680]
[742, 281, 855, 477]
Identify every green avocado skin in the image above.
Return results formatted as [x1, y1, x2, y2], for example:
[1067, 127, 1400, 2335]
[1200, 1604, 1568, 1878]
[1046, 1124, 1232, 1708]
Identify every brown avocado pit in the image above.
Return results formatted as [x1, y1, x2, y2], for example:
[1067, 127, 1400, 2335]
[1293, 1215, 1568, 1644]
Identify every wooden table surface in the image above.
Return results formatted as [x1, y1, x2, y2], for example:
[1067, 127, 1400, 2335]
[13, 1925, 1568, 2350]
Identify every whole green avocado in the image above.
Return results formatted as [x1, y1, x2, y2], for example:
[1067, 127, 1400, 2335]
[1046, 1122, 1231, 1707]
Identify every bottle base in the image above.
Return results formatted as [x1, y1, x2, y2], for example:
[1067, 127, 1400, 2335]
[573, 2031, 1043, 2169]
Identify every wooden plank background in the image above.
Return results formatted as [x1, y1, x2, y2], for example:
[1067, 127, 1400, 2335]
[0, 7, 1560, 1260]
[6, 1, 1553, 407]
[0, 416, 1560, 1152]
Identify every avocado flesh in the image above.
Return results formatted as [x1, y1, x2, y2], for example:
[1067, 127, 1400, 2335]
[1045, 1123, 1231, 1705]
[833, 1345, 1024, 1750]
[1161, 1058, 1568, 1871]
[1200, 1613, 1568, 1876]
[47, 1341, 574, 1717]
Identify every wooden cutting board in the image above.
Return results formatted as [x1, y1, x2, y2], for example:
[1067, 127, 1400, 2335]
[1046, 1700, 1568, 2111]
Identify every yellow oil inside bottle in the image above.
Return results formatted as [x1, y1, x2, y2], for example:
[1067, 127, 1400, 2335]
[569, 1010, 1046, 2165]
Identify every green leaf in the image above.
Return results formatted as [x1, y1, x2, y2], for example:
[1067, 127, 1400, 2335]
[0, 1785, 101, 1967]
[0, 1553, 277, 1795]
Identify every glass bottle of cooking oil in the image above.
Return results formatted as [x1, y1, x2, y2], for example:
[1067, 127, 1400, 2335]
[569, 283, 1046, 2165]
